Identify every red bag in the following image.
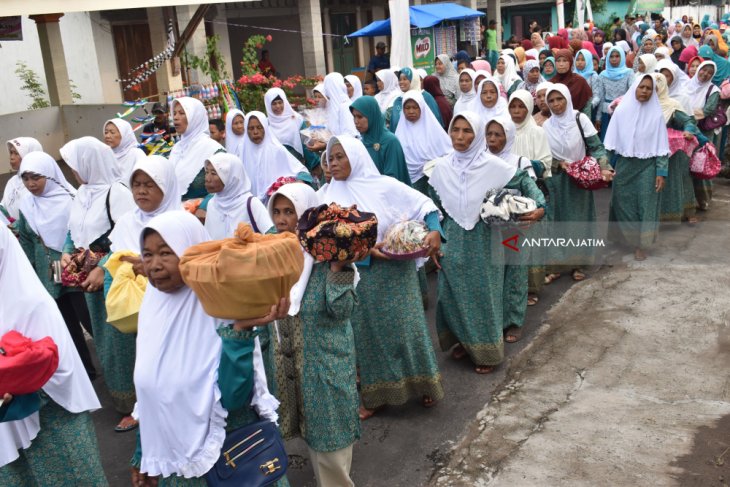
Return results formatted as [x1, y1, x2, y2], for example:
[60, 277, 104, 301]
[566, 156, 609, 190]
[690, 143, 722, 180]
[0, 331, 59, 395]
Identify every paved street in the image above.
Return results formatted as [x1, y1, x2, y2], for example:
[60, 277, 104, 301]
[90, 180, 730, 486]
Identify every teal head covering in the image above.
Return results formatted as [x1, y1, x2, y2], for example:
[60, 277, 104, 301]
[599, 46, 633, 81]
[400, 67, 414, 81]
[541, 57, 556, 80]
[348, 95, 411, 184]
[574, 49, 595, 79]
[698, 44, 730, 83]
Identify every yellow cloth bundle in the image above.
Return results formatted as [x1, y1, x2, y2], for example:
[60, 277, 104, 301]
[103, 251, 148, 333]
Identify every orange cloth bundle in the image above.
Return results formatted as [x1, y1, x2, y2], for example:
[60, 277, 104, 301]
[179, 223, 304, 320]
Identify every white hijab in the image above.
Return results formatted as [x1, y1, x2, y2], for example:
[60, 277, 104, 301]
[61, 137, 136, 249]
[604, 73, 670, 158]
[104, 118, 145, 184]
[264, 88, 304, 155]
[686, 60, 720, 111]
[473, 77, 509, 123]
[374, 70, 401, 113]
[453, 69, 478, 116]
[320, 135, 440, 241]
[655, 59, 692, 112]
[17, 152, 76, 252]
[242, 111, 308, 200]
[134, 211, 226, 478]
[168, 97, 225, 197]
[224, 109, 246, 161]
[0, 224, 100, 467]
[109, 155, 181, 253]
[495, 53, 522, 91]
[344, 74, 364, 101]
[487, 116, 536, 178]
[394, 90, 452, 184]
[2, 137, 42, 219]
[205, 152, 273, 239]
[267, 182, 320, 316]
[323, 72, 358, 137]
[638, 53, 658, 74]
[428, 112, 517, 231]
[543, 84, 598, 162]
[509, 89, 552, 177]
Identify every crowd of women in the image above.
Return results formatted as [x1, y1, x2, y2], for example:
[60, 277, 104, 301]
[1, 14, 727, 486]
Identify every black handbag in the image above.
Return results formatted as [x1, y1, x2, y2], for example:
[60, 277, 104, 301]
[205, 420, 288, 487]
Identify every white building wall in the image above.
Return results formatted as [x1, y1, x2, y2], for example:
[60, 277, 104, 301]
[0, 13, 118, 116]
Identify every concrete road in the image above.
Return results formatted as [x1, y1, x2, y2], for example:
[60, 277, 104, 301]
[91, 178, 728, 487]
[431, 178, 730, 487]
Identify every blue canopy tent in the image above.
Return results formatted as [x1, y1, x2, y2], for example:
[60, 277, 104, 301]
[349, 3, 485, 37]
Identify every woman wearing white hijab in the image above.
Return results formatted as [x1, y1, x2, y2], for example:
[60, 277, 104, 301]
[485, 116, 546, 343]
[395, 90, 452, 193]
[453, 68, 478, 116]
[168, 97, 225, 200]
[320, 135, 444, 418]
[103, 118, 145, 184]
[652, 73, 700, 224]
[508, 89, 553, 305]
[428, 112, 523, 371]
[264, 87, 320, 172]
[344, 74, 363, 101]
[266, 182, 361, 486]
[655, 59, 692, 113]
[0, 225, 106, 486]
[473, 77, 509, 122]
[2, 137, 42, 222]
[223, 108, 246, 161]
[637, 53, 658, 73]
[204, 152, 273, 238]
[685, 60, 720, 211]
[130, 211, 287, 485]
[59, 137, 138, 431]
[495, 53, 523, 96]
[543, 84, 612, 282]
[15, 152, 97, 381]
[109, 155, 182, 253]
[241, 111, 311, 201]
[605, 74, 669, 260]
[434, 53, 460, 105]
[508, 90, 552, 179]
[373, 69, 401, 113]
[323, 72, 358, 137]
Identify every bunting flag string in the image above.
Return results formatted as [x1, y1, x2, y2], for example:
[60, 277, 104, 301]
[115, 20, 175, 90]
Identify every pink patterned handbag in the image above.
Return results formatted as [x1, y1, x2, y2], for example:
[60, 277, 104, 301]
[689, 143, 722, 180]
[666, 128, 699, 157]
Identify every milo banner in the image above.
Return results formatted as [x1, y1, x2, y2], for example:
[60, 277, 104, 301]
[411, 29, 435, 74]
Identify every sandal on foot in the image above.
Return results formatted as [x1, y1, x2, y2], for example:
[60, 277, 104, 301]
[422, 395, 436, 408]
[474, 365, 496, 374]
[572, 270, 586, 281]
[504, 325, 523, 343]
[115, 416, 138, 433]
[544, 273, 561, 285]
[359, 405, 381, 420]
[527, 294, 539, 306]
[451, 344, 467, 360]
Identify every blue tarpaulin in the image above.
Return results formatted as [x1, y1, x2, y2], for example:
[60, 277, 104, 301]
[349, 3, 485, 38]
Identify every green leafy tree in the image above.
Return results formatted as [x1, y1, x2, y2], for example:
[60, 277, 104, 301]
[15, 61, 50, 109]
[184, 34, 230, 82]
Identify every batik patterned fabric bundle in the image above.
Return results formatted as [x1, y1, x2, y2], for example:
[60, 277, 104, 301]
[298, 203, 377, 262]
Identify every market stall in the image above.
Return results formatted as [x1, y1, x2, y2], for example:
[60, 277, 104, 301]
[349, 3, 485, 74]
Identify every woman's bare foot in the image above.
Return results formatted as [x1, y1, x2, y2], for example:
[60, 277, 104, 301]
[474, 365, 496, 374]
[451, 343, 467, 360]
[634, 248, 647, 261]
